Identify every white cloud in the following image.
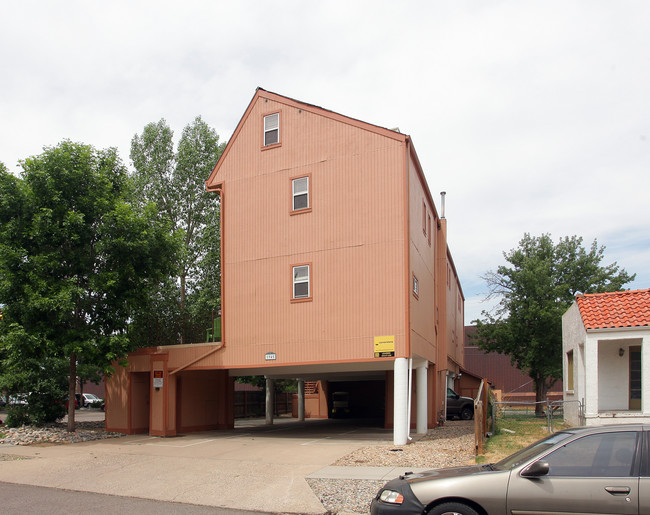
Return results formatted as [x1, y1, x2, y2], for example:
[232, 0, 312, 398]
[1, 0, 648, 323]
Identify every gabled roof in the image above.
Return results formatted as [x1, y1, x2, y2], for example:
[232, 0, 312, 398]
[576, 289, 650, 330]
[205, 87, 409, 189]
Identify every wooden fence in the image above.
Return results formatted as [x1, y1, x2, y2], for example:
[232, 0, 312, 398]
[474, 379, 489, 455]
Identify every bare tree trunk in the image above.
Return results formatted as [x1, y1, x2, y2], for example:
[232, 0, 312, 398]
[67, 354, 76, 432]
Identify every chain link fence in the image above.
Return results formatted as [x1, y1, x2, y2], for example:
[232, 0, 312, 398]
[490, 398, 584, 434]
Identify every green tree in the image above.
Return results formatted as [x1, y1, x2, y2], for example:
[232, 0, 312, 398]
[0, 141, 176, 430]
[129, 116, 225, 346]
[474, 233, 635, 414]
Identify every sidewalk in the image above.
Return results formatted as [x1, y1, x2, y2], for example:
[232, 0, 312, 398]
[0, 417, 405, 514]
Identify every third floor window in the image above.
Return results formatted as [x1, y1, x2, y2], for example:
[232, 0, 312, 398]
[264, 113, 279, 146]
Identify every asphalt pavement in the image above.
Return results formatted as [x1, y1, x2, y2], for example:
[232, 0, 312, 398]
[0, 482, 266, 515]
[0, 414, 411, 514]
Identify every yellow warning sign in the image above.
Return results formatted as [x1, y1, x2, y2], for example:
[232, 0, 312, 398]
[374, 335, 395, 358]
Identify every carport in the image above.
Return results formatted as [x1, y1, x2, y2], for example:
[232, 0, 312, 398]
[106, 343, 440, 444]
[232, 361, 396, 428]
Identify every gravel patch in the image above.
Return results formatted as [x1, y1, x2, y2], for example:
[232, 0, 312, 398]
[333, 420, 475, 468]
[308, 420, 476, 514]
[307, 478, 386, 515]
[0, 420, 123, 447]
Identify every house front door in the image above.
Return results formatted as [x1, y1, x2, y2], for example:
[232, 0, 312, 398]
[629, 346, 641, 411]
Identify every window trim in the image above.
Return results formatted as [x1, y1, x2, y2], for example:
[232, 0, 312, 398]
[566, 350, 574, 392]
[291, 263, 312, 303]
[262, 111, 281, 149]
[290, 174, 312, 215]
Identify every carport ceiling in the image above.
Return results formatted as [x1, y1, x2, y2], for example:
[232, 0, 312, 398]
[230, 361, 392, 381]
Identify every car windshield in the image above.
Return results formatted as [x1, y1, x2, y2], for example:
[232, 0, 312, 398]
[84, 394, 99, 399]
[492, 431, 574, 470]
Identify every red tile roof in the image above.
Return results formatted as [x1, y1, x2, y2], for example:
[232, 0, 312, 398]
[576, 289, 650, 330]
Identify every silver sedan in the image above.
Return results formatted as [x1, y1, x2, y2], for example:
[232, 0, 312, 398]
[371, 423, 648, 515]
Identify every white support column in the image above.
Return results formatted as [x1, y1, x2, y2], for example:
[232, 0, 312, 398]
[584, 336, 599, 419]
[394, 358, 409, 445]
[416, 363, 428, 434]
[298, 379, 305, 422]
[642, 336, 650, 415]
[265, 377, 274, 425]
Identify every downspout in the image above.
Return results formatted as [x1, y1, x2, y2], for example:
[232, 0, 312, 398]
[405, 139, 412, 443]
[404, 138, 412, 358]
[436, 192, 449, 424]
[407, 358, 413, 441]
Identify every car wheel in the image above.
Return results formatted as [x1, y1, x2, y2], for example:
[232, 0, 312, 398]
[460, 407, 473, 420]
[429, 501, 479, 515]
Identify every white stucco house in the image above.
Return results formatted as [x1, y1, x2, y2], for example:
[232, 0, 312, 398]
[562, 288, 650, 427]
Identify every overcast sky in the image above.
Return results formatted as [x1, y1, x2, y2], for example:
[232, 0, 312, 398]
[2, 1, 648, 322]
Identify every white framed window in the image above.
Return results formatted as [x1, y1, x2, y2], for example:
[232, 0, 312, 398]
[292, 176, 309, 211]
[292, 264, 310, 300]
[264, 113, 279, 146]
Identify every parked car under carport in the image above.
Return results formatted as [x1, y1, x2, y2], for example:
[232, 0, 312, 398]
[446, 388, 474, 420]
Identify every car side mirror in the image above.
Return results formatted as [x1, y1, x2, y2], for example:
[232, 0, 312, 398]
[521, 460, 549, 478]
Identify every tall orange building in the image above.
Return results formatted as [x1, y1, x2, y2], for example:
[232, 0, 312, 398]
[106, 89, 465, 444]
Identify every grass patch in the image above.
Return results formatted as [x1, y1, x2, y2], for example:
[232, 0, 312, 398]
[477, 415, 569, 464]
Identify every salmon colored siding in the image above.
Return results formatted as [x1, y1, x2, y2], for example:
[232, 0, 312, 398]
[446, 267, 465, 366]
[212, 92, 407, 367]
[408, 153, 438, 363]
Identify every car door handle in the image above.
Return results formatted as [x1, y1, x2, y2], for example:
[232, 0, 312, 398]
[605, 486, 631, 495]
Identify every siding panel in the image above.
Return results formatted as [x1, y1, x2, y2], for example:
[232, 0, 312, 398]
[216, 94, 407, 368]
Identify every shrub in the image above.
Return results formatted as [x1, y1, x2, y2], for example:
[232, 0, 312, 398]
[26, 392, 66, 425]
[5, 405, 29, 427]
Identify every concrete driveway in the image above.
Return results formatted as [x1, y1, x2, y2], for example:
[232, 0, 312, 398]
[0, 417, 393, 514]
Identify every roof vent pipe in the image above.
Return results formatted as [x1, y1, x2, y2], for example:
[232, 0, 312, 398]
[440, 191, 447, 219]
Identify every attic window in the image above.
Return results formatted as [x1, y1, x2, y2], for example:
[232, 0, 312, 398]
[264, 113, 279, 146]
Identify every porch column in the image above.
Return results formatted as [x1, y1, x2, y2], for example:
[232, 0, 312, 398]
[297, 379, 305, 421]
[394, 358, 409, 445]
[265, 377, 274, 425]
[416, 363, 428, 434]
[584, 336, 599, 419]
[642, 337, 650, 414]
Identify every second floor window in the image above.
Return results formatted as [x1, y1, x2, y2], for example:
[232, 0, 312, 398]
[293, 264, 310, 299]
[292, 176, 309, 211]
[264, 113, 279, 146]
